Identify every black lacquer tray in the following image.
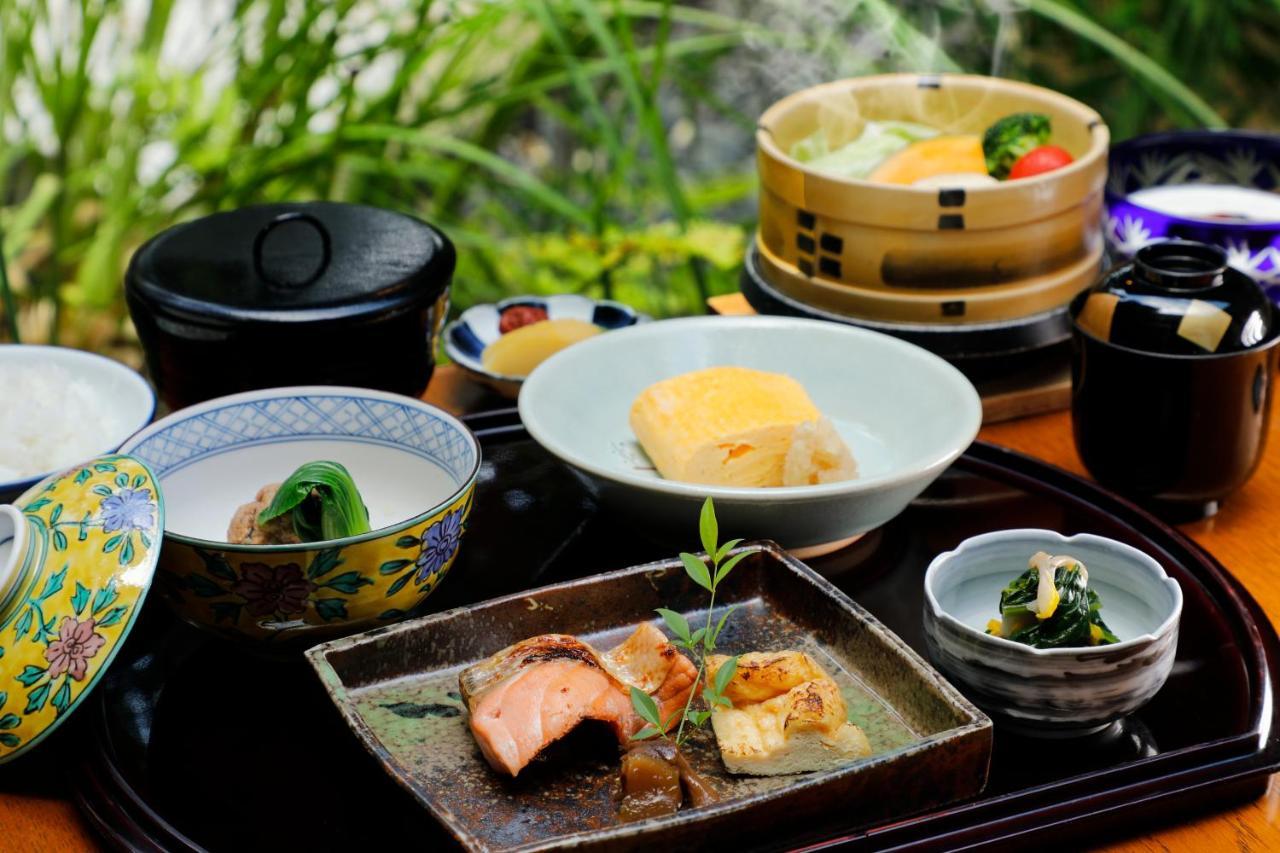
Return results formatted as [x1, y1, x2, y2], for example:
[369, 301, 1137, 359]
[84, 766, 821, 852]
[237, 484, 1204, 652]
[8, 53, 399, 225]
[71, 409, 1280, 851]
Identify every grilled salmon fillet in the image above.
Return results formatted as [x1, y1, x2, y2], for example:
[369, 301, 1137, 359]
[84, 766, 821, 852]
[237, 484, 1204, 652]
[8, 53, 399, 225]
[459, 623, 697, 777]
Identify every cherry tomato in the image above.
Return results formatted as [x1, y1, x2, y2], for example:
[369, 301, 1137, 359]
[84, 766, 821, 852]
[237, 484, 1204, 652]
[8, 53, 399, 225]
[498, 305, 549, 334]
[1008, 145, 1074, 180]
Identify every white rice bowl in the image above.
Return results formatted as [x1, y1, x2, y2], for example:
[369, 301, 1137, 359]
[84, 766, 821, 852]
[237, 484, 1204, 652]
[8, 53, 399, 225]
[0, 346, 155, 498]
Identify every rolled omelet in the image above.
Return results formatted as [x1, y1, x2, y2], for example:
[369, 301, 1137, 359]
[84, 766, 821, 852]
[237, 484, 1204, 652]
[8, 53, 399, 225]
[628, 367, 857, 488]
[706, 651, 871, 776]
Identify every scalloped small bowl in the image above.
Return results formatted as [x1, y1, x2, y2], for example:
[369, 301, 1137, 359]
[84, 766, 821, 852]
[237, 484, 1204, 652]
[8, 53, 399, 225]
[0, 345, 156, 503]
[443, 294, 646, 397]
[118, 386, 481, 646]
[923, 528, 1182, 737]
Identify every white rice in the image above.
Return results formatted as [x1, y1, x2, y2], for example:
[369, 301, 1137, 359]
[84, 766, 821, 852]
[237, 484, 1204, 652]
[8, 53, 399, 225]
[0, 363, 126, 482]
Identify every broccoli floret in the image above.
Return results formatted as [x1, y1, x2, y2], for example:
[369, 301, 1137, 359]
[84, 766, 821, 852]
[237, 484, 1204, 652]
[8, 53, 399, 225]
[982, 112, 1051, 179]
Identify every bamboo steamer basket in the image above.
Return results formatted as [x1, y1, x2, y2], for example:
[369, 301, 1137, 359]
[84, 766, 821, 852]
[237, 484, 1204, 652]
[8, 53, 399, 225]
[755, 73, 1109, 325]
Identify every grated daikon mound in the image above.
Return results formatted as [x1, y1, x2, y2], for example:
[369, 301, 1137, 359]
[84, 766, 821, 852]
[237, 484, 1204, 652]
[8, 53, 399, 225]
[0, 364, 125, 481]
[782, 417, 858, 486]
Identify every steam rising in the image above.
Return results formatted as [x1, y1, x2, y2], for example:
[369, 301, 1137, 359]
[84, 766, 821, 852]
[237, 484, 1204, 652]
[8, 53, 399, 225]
[685, 1, 1030, 167]
[739, 0, 1025, 98]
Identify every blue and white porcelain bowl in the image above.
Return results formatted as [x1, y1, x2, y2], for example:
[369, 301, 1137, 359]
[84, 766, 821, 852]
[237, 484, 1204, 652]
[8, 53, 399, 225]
[923, 529, 1182, 737]
[0, 345, 155, 503]
[443, 294, 646, 397]
[1106, 130, 1280, 304]
[118, 386, 481, 645]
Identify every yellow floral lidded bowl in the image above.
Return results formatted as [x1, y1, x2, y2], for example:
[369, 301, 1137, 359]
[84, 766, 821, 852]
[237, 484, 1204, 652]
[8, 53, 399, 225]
[0, 454, 162, 764]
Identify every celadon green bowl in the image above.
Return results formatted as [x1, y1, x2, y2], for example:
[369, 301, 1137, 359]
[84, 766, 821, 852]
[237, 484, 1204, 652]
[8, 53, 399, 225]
[518, 316, 982, 549]
[118, 387, 481, 646]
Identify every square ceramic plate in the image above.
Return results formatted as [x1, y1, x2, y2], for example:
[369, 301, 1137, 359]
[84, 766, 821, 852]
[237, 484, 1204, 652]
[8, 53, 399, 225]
[305, 544, 991, 852]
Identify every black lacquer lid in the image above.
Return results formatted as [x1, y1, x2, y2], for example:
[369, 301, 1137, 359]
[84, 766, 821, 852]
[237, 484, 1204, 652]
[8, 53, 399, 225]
[1073, 240, 1272, 355]
[126, 202, 454, 326]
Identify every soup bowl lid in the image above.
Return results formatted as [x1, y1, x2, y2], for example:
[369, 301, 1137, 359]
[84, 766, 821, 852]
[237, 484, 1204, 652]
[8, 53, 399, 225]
[126, 201, 455, 327]
[1073, 239, 1273, 355]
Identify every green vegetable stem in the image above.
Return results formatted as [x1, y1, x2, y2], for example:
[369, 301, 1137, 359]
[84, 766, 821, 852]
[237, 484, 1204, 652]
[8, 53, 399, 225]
[257, 461, 371, 542]
[630, 497, 747, 746]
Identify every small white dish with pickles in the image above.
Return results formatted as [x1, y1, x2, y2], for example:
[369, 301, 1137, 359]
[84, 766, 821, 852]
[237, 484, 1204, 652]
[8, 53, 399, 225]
[443, 294, 646, 398]
[518, 315, 982, 549]
[923, 528, 1183, 737]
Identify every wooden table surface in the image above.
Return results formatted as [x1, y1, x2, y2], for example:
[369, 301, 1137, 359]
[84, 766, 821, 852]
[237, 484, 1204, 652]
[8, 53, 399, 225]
[3, 364, 1279, 851]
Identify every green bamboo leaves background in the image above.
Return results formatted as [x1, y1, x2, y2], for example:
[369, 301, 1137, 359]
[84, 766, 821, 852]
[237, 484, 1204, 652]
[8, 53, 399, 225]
[1, 0, 1274, 355]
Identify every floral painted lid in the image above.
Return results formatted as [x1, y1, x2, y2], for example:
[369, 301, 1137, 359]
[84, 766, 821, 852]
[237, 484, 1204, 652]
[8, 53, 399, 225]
[0, 454, 162, 763]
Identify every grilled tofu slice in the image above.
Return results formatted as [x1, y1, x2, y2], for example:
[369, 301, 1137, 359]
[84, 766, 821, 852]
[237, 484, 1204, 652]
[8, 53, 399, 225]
[706, 651, 871, 776]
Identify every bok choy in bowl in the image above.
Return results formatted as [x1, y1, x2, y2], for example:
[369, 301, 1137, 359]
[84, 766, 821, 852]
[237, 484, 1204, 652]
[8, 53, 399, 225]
[119, 386, 481, 646]
[229, 461, 372, 545]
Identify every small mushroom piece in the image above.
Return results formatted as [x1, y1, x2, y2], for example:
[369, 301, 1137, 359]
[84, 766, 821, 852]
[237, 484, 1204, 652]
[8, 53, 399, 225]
[673, 749, 720, 807]
[618, 740, 683, 822]
[618, 740, 719, 822]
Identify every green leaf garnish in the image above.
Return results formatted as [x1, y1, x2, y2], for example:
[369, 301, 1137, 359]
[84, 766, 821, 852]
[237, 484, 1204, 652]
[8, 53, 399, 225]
[629, 498, 750, 746]
[257, 461, 371, 542]
[679, 551, 712, 592]
[715, 538, 743, 564]
[714, 551, 748, 586]
[655, 608, 692, 644]
[713, 654, 739, 696]
[709, 604, 738, 649]
[698, 497, 718, 560]
[629, 686, 663, 728]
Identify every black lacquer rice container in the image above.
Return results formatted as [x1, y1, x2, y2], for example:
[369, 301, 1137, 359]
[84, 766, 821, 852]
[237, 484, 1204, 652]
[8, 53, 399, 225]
[126, 202, 455, 410]
[1071, 240, 1280, 521]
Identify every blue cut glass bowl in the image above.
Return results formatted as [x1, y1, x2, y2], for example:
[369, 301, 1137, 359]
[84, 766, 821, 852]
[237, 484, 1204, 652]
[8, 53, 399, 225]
[1105, 130, 1280, 305]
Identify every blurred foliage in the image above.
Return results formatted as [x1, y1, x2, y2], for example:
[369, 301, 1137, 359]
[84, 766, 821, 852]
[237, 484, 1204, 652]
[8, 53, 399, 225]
[1016, 0, 1279, 138]
[0, 0, 1275, 359]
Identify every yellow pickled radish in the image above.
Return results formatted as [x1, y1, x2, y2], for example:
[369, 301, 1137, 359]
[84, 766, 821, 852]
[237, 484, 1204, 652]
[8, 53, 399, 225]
[1029, 551, 1062, 620]
[481, 318, 602, 377]
[1036, 580, 1060, 621]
